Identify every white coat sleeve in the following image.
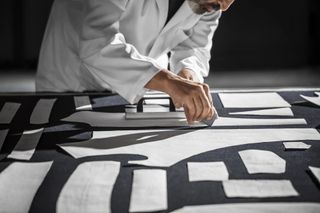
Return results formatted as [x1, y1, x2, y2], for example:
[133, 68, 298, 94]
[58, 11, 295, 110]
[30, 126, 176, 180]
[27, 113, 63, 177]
[169, 10, 221, 83]
[79, 0, 163, 104]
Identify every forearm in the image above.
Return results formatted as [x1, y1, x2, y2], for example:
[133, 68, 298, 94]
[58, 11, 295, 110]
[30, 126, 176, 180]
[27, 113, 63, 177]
[144, 69, 180, 96]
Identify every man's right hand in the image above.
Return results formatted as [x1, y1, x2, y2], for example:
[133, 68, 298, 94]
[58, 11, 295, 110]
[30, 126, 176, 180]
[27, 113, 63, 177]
[145, 69, 215, 124]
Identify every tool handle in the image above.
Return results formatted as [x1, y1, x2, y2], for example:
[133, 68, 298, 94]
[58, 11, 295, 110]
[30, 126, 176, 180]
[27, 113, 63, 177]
[137, 97, 176, 112]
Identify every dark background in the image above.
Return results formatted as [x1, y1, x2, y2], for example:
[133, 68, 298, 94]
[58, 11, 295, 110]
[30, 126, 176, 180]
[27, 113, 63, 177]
[0, 0, 319, 72]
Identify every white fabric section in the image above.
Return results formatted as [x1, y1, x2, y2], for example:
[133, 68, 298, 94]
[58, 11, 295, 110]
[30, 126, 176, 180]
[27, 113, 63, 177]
[309, 166, 320, 184]
[90, 130, 164, 140]
[0, 162, 52, 213]
[187, 162, 229, 182]
[62, 111, 307, 128]
[212, 117, 306, 126]
[214, 88, 320, 93]
[0, 102, 21, 123]
[30, 99, 56, 124]
[222, 180, 299, 198]
[172, 203, 320, 213]
[74, 96, 92, 111]
[58, 128, 320, 167]
[143, 92, 170, 98]
[125, 111, 186, 120]
[62, 111, 202, 127]
[229, 108, 294, 117]
[239, 150, 286, 174]
[283, 142, 311, 150]
[129, 169, 167, 212]
[218, 93, 291, 108]
[57, 161, 120, 213]
[144, 98, 170, 105]
[7, 128, 44, 160]
[0, 129, 9, 151]
[300, 92, 320, 107]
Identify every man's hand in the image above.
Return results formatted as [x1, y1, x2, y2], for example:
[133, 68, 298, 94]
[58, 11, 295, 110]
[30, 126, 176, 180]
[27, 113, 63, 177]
[177, 68, 200, 82]
[145, 69, 215, 124]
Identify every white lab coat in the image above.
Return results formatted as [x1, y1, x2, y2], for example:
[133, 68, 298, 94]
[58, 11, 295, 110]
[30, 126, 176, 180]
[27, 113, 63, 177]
[36, 0, 221, 104]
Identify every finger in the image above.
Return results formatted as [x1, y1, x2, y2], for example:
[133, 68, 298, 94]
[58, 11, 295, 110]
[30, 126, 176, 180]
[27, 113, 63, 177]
[178, 69, 194, 81]
[208, 105, 217, 120]
[199, 86, 213, 120]
[184, 104, 194, 124]
[202, 84, 213, 106]
[171, 97, 182, 109]
[198, 83, 212, 107]
[193, 97, 203, 121]
[174, 102, 183, 109]
[202, 84, 216, 119]
[198, 93, 212, 120]
[196, 96, 209, 121]
[184, 71, 194, 81]
[207, 105, 215, 120]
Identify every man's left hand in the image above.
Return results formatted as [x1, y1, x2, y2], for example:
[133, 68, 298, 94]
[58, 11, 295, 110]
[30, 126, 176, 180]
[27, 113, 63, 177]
[177, 68, 200, 82]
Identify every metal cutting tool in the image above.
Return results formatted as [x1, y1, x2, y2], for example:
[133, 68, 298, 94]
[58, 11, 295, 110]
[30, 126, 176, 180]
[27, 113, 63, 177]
[125, 96, 218, 127]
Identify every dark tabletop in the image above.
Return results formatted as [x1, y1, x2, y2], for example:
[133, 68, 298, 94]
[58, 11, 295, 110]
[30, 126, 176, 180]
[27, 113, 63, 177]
[0, 90, 320, 213]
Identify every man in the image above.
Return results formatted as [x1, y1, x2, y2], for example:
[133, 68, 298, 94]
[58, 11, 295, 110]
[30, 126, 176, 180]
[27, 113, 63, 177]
[36, 0, 234, 123]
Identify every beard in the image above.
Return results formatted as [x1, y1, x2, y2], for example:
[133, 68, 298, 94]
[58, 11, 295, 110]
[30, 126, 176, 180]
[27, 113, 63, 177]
[186, 0, 220, 15]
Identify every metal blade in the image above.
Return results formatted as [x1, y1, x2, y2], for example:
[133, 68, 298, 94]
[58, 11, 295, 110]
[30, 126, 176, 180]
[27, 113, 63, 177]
[201, 110, 218, 127]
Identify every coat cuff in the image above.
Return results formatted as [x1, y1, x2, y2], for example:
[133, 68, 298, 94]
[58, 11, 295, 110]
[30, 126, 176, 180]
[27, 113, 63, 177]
[172, 56, 207, 83]
[124, 65, 163, 104]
